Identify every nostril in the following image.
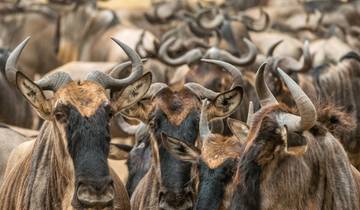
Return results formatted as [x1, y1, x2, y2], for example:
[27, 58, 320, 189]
[76, 177, 115, 207]
[186, 191, 193, 199]
[158, 190, 165, 202]
[100, 178, 114, 193]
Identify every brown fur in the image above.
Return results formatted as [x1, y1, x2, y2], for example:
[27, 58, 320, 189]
[245, 103, 291, 151]
[297, 59, 360, 169]
[316, 103, 357, 139]
[202, 135, 241, 169]
[233, 104, 360, 210]
[55, 81, 108, 117]
[154, 87, 201, 126]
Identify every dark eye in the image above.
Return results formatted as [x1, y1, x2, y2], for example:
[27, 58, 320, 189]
[108, 110, 114, 118]
[54, 111, 67, 123]
[105, 105, 114, 119]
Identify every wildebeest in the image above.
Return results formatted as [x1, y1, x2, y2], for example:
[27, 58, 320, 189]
[268, 52, 360, 169]
[118, 59, 244, 210]
[0, 37, 152, 210]
[229, 62, 360, 210]
[109, 118, 151, 197]
[161, 99, 250, 210]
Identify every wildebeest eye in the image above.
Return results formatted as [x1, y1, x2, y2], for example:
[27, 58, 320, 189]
[108, 109, 114, 119]
[53, 105, 69, 123]
[137, 142, 145, 149]
[54, 111, 68, 123]
[104, 104, 114, 119]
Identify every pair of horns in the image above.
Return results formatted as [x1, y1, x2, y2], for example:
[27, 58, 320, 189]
[159, 37, 257, 67]
[6, 37, 144, 92]
[255, 62, 316, 132]
[277, 40, 313, 73]
[203, 38, 257, 66]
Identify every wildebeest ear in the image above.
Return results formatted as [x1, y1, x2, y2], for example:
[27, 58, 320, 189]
[109, 143, 133, 160]
[16, 72, 52, 120]
[281, 126, 308, 156]
[113, 72, 152, 111]
[227, 118, 249, 144]
[120, 97, 153, 123]
[207, 86, 243, 120]
[161, 133, 200, 163]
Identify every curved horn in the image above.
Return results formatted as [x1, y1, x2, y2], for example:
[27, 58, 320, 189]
[183, 37, 210, 49]
[247, 101, 254, 126]
[196, 8, 224, 30]
[277, 68, 317, 131]
[160, 27, 179, 43]
[199, 99, 211, 141]
[200, 58, 245, 88]
[87, 38, 144, 91]
[278, 40, 312, 73]
[158, 37, 203, 66]
[117, 115, 143, 135]
[144, 82, 168, 99]
[203, 38, 257, 66]
[5, 37, 30, 85]
[6, 37, 72, 91]
[239, 9, 270, 32]
[185, 82, 218, 100]
[266, 40, 283, 57]
[108, 59, 147, 79]
[182, 12, 213, 37]
[35, 72, 72, 91]
[255, 62, 278, 107]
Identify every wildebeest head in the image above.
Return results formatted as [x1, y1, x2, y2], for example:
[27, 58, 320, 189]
[230, 62, 317, 210]
[162, 99, 249, 210]
[121, 59, 244, 210]
[5, 37, 152, 209]
[109, 118, 152, 197]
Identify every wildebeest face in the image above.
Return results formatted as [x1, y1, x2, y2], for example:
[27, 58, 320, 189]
[125, 126, 152, 196]
[49, 81, 114, 208]
[150, 88, 200, 210]
[15, 73, 151, 209]
[231, 107, 309, 210]
[162, 131, 243, 210]
[244, 109, 309, 164]
[121, 81, 243, 210]
[108, 123, 152, 197]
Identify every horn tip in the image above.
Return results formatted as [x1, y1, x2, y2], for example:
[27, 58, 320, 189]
[200, 58, 214, 63]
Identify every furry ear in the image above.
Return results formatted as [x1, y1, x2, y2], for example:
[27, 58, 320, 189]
[161, 133, 200, 163]
[109, 144, 133, 160]
[227, 118, 249, 144]
[113, 72, 152, 111]
[16, 72, 52, 120]
[281, 126, 308, 156]
[207, 86, 243, 120]
[120, 97, 153, 123]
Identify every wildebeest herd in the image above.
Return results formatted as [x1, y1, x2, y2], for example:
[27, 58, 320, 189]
[1, 0, 360, 209]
